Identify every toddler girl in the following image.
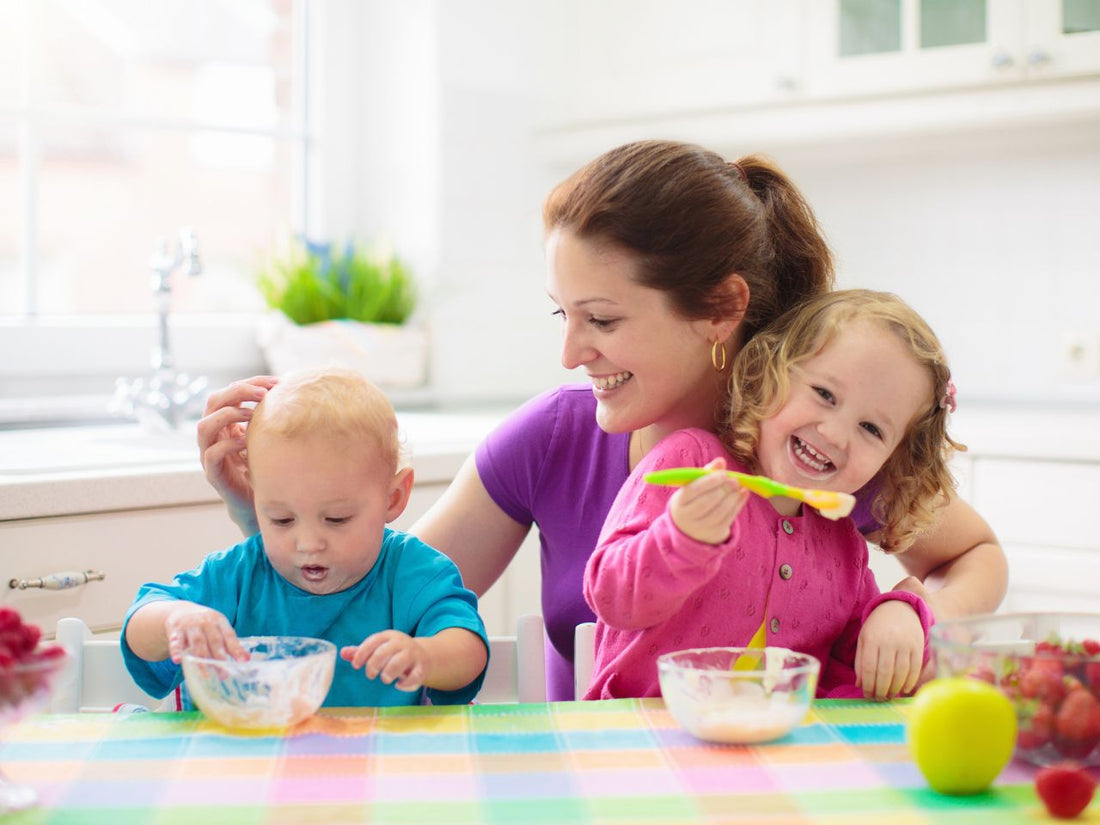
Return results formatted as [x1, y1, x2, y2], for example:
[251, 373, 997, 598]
[583, 289, 962, 700]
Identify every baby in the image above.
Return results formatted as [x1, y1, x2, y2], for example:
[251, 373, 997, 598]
[123, 368, 489, 708]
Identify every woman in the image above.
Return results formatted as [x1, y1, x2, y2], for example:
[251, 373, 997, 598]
[198, 140, 1006, 700]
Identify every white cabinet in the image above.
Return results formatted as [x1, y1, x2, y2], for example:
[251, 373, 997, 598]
[0, 504, 244, 637]
[969, 456, 1100, 613]
[538, 0, 805, 127]
[806, 0, 1100, 99]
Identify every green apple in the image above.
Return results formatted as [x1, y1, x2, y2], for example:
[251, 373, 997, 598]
[906, 677, 1017, 795]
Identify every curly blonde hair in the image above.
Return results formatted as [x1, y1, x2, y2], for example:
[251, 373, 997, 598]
[724, 289, 964, 553]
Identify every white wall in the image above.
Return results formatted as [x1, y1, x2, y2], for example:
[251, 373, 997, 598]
[345, 2, 1100, 409]
[776, 121, 1100, 407]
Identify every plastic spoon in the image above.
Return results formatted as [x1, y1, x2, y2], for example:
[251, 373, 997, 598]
[643, 467, 856, 521]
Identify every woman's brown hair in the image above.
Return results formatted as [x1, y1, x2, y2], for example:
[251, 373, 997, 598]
[542, 140, 835, 342]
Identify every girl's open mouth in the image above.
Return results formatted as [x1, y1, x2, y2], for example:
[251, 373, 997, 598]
[301, 565, 328, 582]
[791, 436, 836, 476]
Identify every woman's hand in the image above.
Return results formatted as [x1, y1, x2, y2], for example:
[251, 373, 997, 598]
[669, 457, 749, 545]
[196, 376, 277, 536]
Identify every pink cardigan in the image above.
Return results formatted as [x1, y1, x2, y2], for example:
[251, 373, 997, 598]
[582, 428, 931, 699]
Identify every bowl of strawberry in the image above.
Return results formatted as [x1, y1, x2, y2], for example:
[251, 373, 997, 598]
[931, 612, 1100, 768]
[0, 607, 69, 812]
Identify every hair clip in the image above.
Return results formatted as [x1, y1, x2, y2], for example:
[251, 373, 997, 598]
[939, 380, 957, 413]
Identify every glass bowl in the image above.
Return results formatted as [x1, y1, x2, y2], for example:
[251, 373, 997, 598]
[182, 636, 336, 730]
[0, 648, 70, 812]
[657, 647, 821, 744]
[930, 612, 1100, 767]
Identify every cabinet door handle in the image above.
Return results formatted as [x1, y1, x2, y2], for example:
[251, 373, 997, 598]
[8, 570, 106, 591]
[1027, 49, 1050, 67]
[991, 51, 1014, 69]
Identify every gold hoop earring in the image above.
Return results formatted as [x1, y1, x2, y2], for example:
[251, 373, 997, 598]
[710, 340, 727, 372]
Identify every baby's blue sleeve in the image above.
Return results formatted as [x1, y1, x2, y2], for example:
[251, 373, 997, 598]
[392, 536, 489, 705]
[120, 540, 255, 700]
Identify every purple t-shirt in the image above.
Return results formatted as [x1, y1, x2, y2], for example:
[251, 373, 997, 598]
[475, 383, 882, 700]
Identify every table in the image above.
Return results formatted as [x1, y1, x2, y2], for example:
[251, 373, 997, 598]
[0, 699, 1056, 823]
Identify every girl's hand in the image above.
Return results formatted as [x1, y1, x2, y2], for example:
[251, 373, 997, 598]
[341, 630, 431, 692]
[669, 457, 749, 545]
[854, 600, 925, 700]
[163, 604, 248, 664]
[196, 376, 277, 532]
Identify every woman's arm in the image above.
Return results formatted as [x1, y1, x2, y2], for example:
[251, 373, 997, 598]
[196, 376, 277, 537]
[409, 454, 531, 597]
[878, 492, 1007, 621]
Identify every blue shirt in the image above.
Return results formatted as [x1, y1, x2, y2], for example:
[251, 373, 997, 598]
[122, 528, 488, 707]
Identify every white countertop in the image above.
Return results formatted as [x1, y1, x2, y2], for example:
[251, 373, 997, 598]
[1, 401, 1096, 522]
[0, 410, 512, 521]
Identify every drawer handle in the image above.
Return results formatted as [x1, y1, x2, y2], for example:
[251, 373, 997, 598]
[8, 570, 106, 591]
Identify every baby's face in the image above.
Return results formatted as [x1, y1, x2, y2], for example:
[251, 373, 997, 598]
[249, 431, 400, 595]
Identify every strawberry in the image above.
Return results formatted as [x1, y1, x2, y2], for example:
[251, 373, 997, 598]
[1082, 639, 1100, 657]
[1036, 762, 1096, 819]
[1085, 662, 1100, 695]
[1019, 702, 1056, 751]
[0, 608, 20, 632]
[1038, 639, 1066, 656]
[1056, 690, 1100, 759]
[1021, 666, 1067, 705]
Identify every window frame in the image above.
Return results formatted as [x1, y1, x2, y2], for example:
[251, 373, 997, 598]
[0, 0, 331, 425]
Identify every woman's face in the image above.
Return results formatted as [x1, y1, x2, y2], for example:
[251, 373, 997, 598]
[545, 228, 726, 438]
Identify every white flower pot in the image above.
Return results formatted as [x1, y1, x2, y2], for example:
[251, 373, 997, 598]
[257, 312, 429, 389]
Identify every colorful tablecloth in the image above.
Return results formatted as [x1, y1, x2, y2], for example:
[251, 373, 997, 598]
[0, 699, 1068, 824]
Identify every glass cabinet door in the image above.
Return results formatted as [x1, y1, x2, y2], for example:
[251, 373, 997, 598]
[806, 0, 1026, 97]
[808, 0, 1100, 98]
[1024, 0, 1100, 78]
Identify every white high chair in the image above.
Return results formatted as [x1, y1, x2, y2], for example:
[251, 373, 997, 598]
[477, 614, 548, 703]
[573, 621, 596, 700]
[52, 618, 161, 713]
[478, 617, 596, 703]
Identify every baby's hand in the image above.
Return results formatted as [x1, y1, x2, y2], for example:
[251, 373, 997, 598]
[669, 457, 749, 545]
[854, 600, 925, 700]
[341, 630, 430, 692]
[163, 604, 247, 664]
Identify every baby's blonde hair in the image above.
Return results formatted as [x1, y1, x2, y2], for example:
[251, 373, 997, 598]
[725, 289, 964, 553]
[246, 368, 406, 474]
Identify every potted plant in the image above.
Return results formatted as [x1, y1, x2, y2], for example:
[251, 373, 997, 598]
[255, 238, 428, 388]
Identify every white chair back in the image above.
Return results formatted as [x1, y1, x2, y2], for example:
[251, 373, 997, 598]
[52, 618, 161, 713]
[573, 621, 596, 700]
[477, 613, 548, 703]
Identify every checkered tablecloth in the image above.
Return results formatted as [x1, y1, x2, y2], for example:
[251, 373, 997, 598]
[0, 699, 1062, 823]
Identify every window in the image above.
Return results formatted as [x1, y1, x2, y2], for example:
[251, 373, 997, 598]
[0, 0, 313, 422]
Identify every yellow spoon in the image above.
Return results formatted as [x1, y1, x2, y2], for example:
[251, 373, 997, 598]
[643, 467, 856, 521]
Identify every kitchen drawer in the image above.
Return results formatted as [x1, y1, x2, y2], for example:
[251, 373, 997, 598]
[0, 504, 243, 637]
[971, 458, 1099, 550]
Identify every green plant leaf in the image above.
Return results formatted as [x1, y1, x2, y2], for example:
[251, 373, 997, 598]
[257, 238, 417, 325]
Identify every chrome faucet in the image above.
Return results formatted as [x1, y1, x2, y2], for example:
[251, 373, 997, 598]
[110, 228, 208, 431]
